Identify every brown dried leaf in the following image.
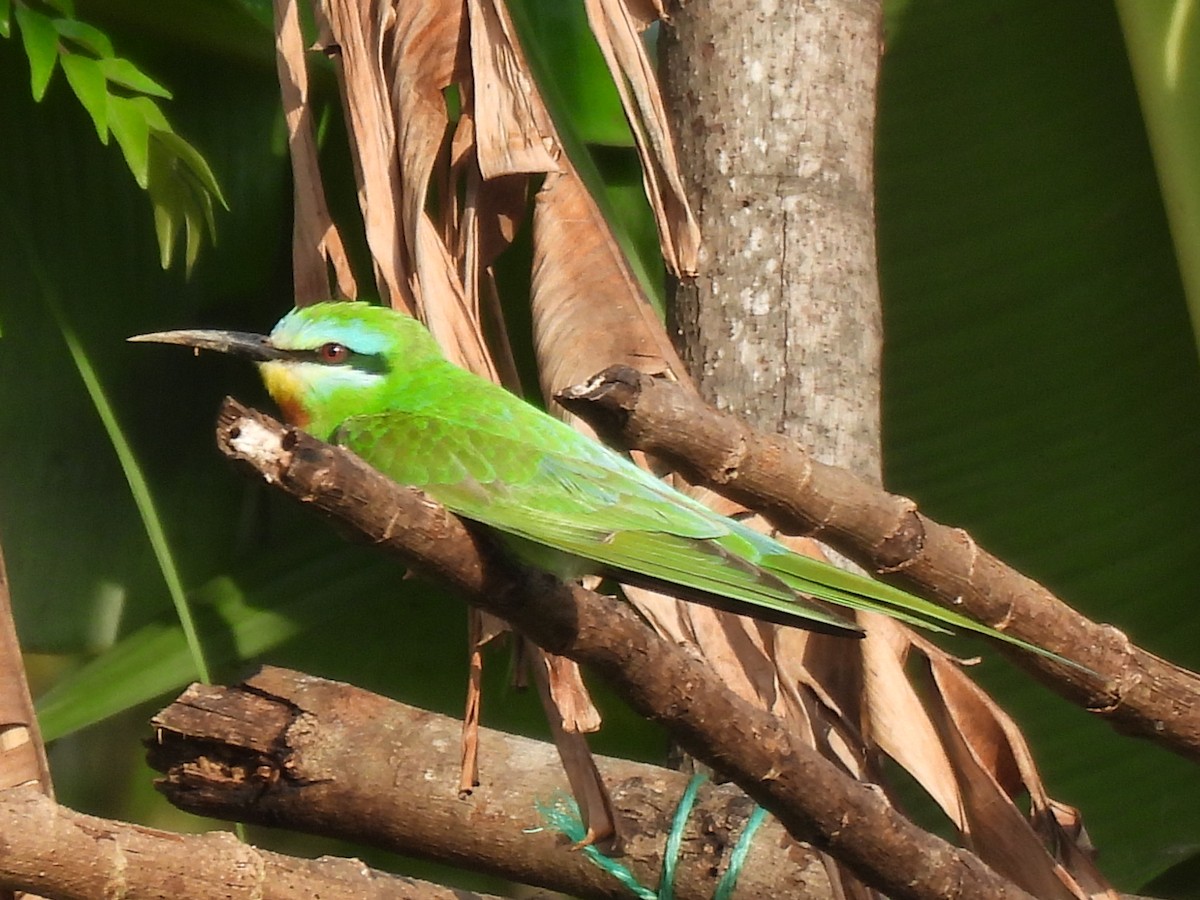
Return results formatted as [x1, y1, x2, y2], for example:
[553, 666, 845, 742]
[531, 168, 694, 400]
[623, 0, 670, 30]
[466, 0, 562, 178]
[412, 216, 501, 380]
[386, 0, 466, 262]
[461, 609, 488, 794]
[273, 0, 358, 303]
[862, 615, 965, 830]
[448, 131, 529, 389]
[925, 653, 1116, 899]
[538, 651, 602, 734]
[583, 0, 700, 275]
[530, 648, 617, 846]
[314, 0, 413, 312]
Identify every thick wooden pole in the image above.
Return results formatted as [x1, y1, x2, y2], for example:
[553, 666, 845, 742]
[660, 0, 885, 484]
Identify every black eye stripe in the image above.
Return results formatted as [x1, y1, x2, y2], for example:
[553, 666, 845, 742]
[283, 347, 391, 375]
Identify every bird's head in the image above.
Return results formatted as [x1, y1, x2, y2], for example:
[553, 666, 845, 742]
[131, 302, 443, 439]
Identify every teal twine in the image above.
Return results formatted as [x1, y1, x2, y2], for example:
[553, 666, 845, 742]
[713, 803, 768, 900]
[532, 794, 657, 899]
[531, 775, 765, 900]
[656, 773, 706, 900]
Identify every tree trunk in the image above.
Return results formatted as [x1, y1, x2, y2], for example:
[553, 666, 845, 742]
[660, 0, 884, 485]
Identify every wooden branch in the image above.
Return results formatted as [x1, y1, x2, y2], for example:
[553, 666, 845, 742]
[0, 786, 493, 900]
[149, 666, 831, 899]
[555, 366, 1200, 761]
[212, 398, 1036, 900]
[0, 544, 52, 800]
[0, 539, 53, 900]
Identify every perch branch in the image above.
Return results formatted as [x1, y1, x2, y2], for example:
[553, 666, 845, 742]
[556, 367, 1200, 761]
[211, 398, 1035, 900]
[0, 785, 493, 900]
[149, 666, 831, 899]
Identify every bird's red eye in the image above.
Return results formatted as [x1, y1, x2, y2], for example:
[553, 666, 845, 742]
[318, 342, 349, 363]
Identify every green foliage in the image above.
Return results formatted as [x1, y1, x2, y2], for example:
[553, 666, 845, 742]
[36, 540, 414, 741]
[4, 0, 226, 271]
[878, 1, 1200, 888]
[50, 294, 212, 686]
[1117, 1, 1200, 359]
[508, 0, 630, 148]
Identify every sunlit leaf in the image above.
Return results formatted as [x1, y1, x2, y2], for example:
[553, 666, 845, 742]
[52, 17, 113, 57]
[60, 53, 107, 141]
[0, 0, 12, 39]
[97, 56, 172, 99]
[14, 3, 58, 100]
[106, 93, 152, 187]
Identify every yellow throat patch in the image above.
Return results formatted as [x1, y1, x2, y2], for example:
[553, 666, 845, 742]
[259, 361, 310, 428]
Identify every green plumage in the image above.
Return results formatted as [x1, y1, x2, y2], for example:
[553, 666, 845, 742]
[132, 302, 1070, 658]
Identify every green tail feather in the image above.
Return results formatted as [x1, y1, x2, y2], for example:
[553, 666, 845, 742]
[760, 551, 1089, 671]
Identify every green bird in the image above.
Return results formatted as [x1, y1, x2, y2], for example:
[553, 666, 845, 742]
[130, 301, 1060, 654]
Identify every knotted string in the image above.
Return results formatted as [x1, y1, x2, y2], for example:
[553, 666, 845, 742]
[531, 774, 764, 899]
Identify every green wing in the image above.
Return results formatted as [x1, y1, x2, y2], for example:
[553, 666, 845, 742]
[334, 404, 862, 634]
[335, 401, 1086, 667]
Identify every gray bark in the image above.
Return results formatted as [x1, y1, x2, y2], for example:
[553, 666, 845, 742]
[661, 0, 885, 484]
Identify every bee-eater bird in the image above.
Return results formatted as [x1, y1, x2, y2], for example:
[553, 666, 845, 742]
[130, 302, 1061, 655]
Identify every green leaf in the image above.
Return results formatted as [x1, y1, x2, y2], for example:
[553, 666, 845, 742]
[230, 0, 273, 30]
[60, 52, 107, 141]
[146, 143, 185, 269]
[1139, 850, 1200, 899]
[97, 56, 172, 99]
[0, 0, 12, 39]
[134, 94, 170, 131]
[42, 297, 212, 687]
[145, 129, 224, 271]
[107, 94, 173, 191]
[153, 127, 229, 210]
[150, 189, 178, 270]
[1115, 1, 1200, 352]
[14, 3, 59, 100]
[106, 92, 151, 186]
[36, 548, 406, 741]
[183, 192, 205, 272]
[508, 0, 632, 147]
[52, 17, 113, 57]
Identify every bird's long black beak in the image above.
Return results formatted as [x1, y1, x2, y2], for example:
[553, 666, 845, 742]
[128, 329, 285, 362]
